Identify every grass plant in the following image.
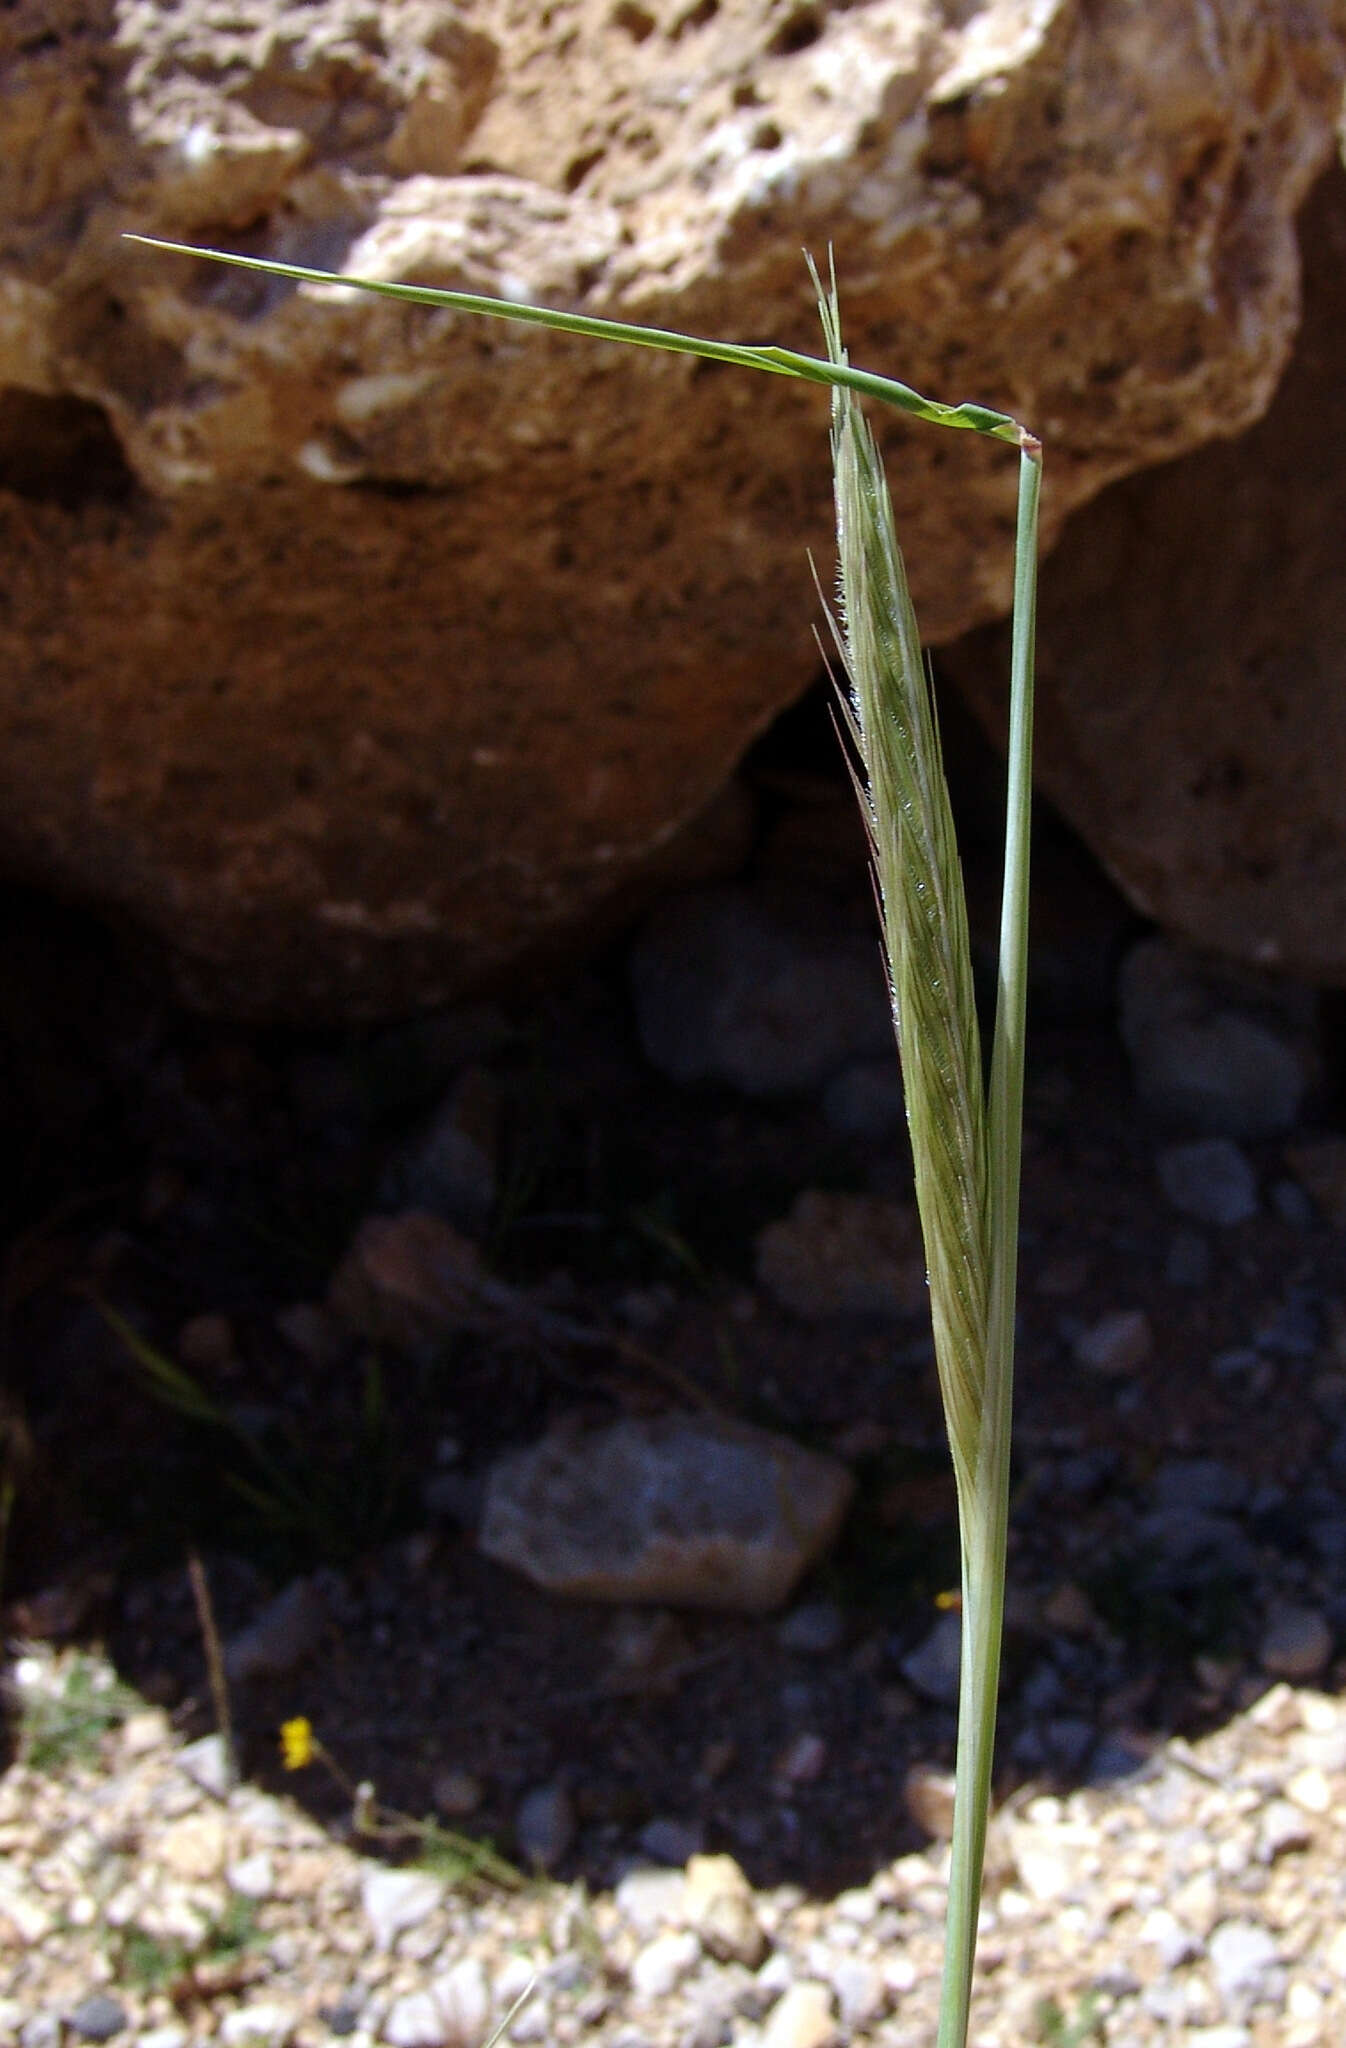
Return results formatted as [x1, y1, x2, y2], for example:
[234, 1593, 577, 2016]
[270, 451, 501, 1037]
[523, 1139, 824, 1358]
[128, 231, 1041, 2047]
[9, 1645, 142, 1772]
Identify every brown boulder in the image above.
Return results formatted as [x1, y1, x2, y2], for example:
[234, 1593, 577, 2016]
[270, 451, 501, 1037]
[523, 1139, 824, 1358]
[1, 0, 1342, 1018]
[945, 162, 1346, 988]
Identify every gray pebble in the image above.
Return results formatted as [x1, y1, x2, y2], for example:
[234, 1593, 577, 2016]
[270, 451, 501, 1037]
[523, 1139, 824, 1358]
[224, 1575, 329, 1685]
[68, 1996, 127, 2044]
[1258, 1798, 1313, 1860]
[1072, 1307, 1152, 1375]
[1254, 1290, 1320, 1357]
[515, 1782, 575, 1871]
[177, 1733, 233, 1798]
[1258, 1604, 1333, 1680]
[639, 1817, 705, 1867]
[776, 1600, 846, 1656]
[1207, 1918, 1281, 2005]
[1158, 1139, 1258, 1226]
[361, 1866, 446, 1952]
[899, 1612, 962, 1706]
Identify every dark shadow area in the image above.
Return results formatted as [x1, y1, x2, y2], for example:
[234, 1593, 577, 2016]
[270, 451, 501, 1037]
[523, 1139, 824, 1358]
[1, 753, 1343, 1903]
[0, 388, 138, 510]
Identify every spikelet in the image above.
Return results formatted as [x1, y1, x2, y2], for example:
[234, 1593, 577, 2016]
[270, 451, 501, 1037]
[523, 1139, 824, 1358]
[814, 271, 989, 1510]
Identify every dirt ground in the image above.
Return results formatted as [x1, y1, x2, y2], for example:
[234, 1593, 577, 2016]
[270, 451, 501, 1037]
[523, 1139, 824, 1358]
[3, 691, 1344, 1904]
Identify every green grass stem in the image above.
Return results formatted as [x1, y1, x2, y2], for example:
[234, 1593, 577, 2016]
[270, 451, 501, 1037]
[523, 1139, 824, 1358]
[124, 230, 1041, 2047]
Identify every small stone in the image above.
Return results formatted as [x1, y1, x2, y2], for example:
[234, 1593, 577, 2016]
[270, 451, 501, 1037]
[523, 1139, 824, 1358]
[1141, 1907, 1201, 1970]
[630, 1930, 701, 2000]
[515, 1783, 575, 1871]
[383, 1962, 491, 2048]
[755, 1190, 928, 1321]
[379, 1066, 499, 1234]
[178, 1732, 232, 1797]
[159, 1811, 230, 1882]
[1258, 1799, 1313, 1859]
[827, 1957, 886, 2030]
[68, 1996, 127, 2044]
[224, 1574, 330, 1684]
[615, 1866, 689, 1934]
[776, 1600, 846, 1656]
[383, 1991, 448, 2048]
[638, 1816, 704, 1866]
[900, 1611, 962, 1706]
[1158, 1139, 1258, 1226]
[1208, 1919, 1281, 2004]
[1287, 1979, 1324, 2022]
[329, 1211, 489, 1351]
[1259, 1606, 1333, 1680]
[360, 1865, 446, 1951]
[774, 1731, 827, 1786]
[683, 1854, 766, 1966]
[903, 1762, 956, 1840]
[1118, 935, 1315, 1138]
[629, 885, 891, 1096]
[218, 2006, 294, 2047]
[761, 1981, 838, 2048]
[120, 1708, 172, 1757]
[432, 1770, 484, 1818]
[227, 1852, 275, 1900]
[428, 1959, 491, 2048]
[1073, 1307, 1153, 1374]
[480, 1412, 855, 1613]
[1285, 1765, 1333, 1814]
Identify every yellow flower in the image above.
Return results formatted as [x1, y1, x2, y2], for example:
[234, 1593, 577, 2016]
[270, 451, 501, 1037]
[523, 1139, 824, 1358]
[280, 1717, 315, 1770]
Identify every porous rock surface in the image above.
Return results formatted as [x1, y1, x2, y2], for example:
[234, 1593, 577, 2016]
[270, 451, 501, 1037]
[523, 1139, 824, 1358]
[1, 0, 1343, 1018]
[944, 161, 1346, 989]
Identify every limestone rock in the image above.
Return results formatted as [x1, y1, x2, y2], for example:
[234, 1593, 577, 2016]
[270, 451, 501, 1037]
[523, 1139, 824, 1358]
[1, 2, 1342, 1018]
[478, 1411, 855, 1612]
[946, 163, 1346, 990]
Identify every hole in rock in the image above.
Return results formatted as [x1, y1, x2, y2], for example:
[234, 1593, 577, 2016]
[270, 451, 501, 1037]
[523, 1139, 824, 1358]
[0, 389, 136, 509]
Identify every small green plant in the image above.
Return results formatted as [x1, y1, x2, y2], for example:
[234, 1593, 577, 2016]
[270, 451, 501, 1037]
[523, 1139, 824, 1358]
[112, 1892, 263, 1994]
[99, 1301, 407, 1566]
[10, 1647, 142, 1772]
[280, 1717, 525, 1895]
[1033, 1990, 1107, 2046]
[129, 231, 1040, 2048]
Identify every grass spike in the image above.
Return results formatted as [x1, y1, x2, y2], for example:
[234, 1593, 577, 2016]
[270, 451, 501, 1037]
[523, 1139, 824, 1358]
[124, 227, 1042, 2048]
